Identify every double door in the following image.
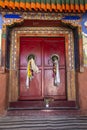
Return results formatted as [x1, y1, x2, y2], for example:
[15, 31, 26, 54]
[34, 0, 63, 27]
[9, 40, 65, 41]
[19, 37, 66, 104]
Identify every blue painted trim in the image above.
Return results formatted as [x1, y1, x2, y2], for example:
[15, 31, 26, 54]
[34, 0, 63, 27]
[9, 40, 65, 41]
[81, 13, 87, 35]
[4, 14, 21, 19]
[0, 14, 3, 29]
[62, 16, 80, 20]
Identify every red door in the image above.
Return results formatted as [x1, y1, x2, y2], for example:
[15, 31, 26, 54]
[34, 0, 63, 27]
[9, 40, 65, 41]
[19, 37, 66, 106]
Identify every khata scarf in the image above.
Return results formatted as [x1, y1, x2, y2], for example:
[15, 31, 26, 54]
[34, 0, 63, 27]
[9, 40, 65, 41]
[26, 58, 39, 89]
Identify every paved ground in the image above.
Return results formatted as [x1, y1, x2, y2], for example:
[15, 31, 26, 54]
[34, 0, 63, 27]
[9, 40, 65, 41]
[0, 111, 87, 130]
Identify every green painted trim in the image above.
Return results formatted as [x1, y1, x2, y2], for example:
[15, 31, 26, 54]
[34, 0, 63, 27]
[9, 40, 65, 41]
[26, 0, 31, 2]
[20, 0, 26, 3]
[66, 0, 70, 4]
[2, 34, 6, 38]
[56, 0, 61, 5]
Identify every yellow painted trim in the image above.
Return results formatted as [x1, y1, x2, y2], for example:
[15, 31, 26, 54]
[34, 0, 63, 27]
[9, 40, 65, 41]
[20, 2, 26, 10]
[9, 1, 15, 9]
[66, 4, 70, 11]
[85, 4, 87, 10]
[0, 1, 4, 8]
[26, 3, 31, 10]
[62, 4, 65, 10]
[15, 2, 20, 9]
[57, 4, 62, 12]
[70, 4, 74, 11]
[0, 0, 87, 12]
[31, 2, 36, 9]
[41, 3, 46, 11]
[46, 3, 51, 11]
[4, 0, 9, 6]
[80, 4, 84, 11]
[51, 3, 56, 10]
[36, 2, 40, 9]
[75, 4, 79, 11]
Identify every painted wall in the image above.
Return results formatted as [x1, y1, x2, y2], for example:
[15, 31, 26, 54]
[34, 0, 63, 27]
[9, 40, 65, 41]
[0, 14, 3, 66]
[0, 14, 6, 115]
[78, 13, 87, 114]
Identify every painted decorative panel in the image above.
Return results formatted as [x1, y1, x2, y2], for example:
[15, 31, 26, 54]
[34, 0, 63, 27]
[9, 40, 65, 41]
[83, 35, 87, 66]
[81, 13, 87, 66]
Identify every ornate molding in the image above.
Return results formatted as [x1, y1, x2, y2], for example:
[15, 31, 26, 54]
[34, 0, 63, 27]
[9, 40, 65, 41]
[3, 17, 23, 26]
[8, 26, 76, 102]
[2, 12, 82, 21]
[0, 12, 83, 103]
[11, 27, 75, 72]
[1, 12, 83, 73]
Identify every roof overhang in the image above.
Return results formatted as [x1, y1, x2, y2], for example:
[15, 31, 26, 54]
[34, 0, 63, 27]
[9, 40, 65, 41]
[0, 0, 87, 12]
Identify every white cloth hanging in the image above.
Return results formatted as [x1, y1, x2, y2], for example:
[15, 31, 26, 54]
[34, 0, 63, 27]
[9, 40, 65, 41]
[54, 59, 60, 86]
[26, 58, 39, 89]
[30, 58, 39, 73]
[26, 75, 30, 89]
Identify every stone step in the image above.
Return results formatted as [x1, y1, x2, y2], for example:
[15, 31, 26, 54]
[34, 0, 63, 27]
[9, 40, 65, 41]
[0, 116, 87, 130]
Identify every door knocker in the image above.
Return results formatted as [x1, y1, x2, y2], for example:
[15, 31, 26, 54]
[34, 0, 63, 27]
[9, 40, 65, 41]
[26, 54, 39, 89]
[49, 54, 60, 86]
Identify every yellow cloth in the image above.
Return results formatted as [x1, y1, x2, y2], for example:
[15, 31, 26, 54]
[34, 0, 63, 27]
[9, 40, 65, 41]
[27, 61, 32, 78]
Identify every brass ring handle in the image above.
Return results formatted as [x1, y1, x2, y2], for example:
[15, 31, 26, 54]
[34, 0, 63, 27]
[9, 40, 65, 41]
[26, 54, 36, 61]
[51, 54, 59, 62]
[48, 54, 59, 65]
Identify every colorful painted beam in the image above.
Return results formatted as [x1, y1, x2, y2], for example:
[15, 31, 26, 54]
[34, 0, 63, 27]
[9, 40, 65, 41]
[0, 0, 87, 12]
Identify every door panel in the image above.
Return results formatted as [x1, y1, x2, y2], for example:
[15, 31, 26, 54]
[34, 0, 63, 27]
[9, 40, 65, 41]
[43, 38, 65, 67]
[19, 38, 43, 100]
[20, 38, 42, 68]
[43, 38, 66, 99]
[19, 37, 66, 101]
[44, 69, 66, 99]
[20, 69, 42, 99]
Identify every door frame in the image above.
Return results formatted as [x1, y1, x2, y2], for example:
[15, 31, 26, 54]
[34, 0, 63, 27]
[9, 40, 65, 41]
[9, 26, 76, 102]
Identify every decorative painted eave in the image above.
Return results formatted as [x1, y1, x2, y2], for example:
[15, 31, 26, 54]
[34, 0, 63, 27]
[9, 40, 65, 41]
[0, 0, 87, 12]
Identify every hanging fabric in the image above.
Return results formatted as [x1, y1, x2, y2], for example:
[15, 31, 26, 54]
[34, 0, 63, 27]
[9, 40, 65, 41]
[26, 54, 39, 89]
[53, 56, 60, 86]
[49, 54, 60, 87]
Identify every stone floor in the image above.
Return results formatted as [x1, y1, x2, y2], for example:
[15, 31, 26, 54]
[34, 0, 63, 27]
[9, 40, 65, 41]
[0, 110, 87, 130]
[0, 115, 87, 130]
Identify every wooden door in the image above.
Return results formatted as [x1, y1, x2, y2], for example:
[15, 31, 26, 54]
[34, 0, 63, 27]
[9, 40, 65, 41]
[19, 37, 66, 102]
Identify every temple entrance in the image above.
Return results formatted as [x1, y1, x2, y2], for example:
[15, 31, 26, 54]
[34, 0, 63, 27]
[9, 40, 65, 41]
[19, 37, 66, 108]
[9, 26, 76, 109]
